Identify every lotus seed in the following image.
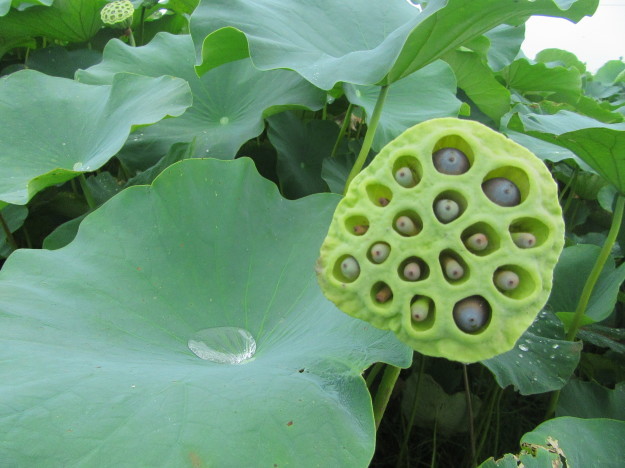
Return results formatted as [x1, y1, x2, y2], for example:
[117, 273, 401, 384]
[378, 197, 390, 206]
[464, 233, 488, 251]
[410, 297, 430, 322]
[434, 199, 460, 223]
[453, 297, 489, 333]
[394, 167, 416, 188]
[353, 224, 369, 235]
[370, 243, 390, 263]
[442, 257, 464, 280]
[432, 148, 469, 175]
[375, 285, 393, 303]
[403, 262, 421, 281]
[340, 256, 360, 280]
[482, 177, 521, 207]
[494, 270, 520, 291]
[395, 216, 419, 236]
[512, 232, 536, 249]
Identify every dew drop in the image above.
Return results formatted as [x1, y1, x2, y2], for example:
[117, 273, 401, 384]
[219, 116, 229, 125]
[72, 162, 83, 171]
[188, 327, 256, 364]
[552, 344, 560, 349]
[519, 344, 529, 352]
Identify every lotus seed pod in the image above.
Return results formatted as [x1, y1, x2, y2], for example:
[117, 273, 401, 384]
[395, 216, 419, 236]
[434, 199, 460, 223]
[411, 297, 431, 322]
[482, 177, 521, 207]
[403, 262, 421, 281]
[101, 0, 134, 29]
[317, 118, 564, 362]
[370, 243, 390, 263]
[464, 233, 488, 251]
[340, 256, 360, 280]
[394, 167, 416, 188]
[512, 232, 536, 249]
[494, 270, 520, 291]
[442, 257, 464, 280]
[432, 147, 470, 175]
[453, 297, 490, 333]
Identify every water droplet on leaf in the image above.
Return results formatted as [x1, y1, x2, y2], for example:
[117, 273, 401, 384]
[188, 327, 256, 364]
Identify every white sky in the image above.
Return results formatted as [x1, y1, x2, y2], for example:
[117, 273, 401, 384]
[522, 0, 625, 72]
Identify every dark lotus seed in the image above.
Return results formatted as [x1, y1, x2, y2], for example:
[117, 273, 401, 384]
[432, 148, 469, 175]
[353, 224, 369, 235]
[453, 297, 489, 333]
[375, 285, 393, 303]
[482, 177, 521, 207]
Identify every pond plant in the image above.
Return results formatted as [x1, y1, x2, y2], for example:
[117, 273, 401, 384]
[1, 0, 625, 467]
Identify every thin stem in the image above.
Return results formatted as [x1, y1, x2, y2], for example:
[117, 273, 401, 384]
[78, 174, 97, 210]
[430, 417, 437, 468]
[372, 364, 401, 430]
[0, 212, 18, 251]
[366, 362, 384, 388]
[396, 354, 426, 467]
[139, 7, 146, 46]
[463, 364, 477, 468]
[343, 84, 390, 194]
[476, 385, 502, 460]
[329, 103, 353, 160]
[127, 29, 136, 47]
[322, 100, 328, 120]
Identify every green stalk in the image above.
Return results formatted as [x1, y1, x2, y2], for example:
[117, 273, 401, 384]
[463, 364, 477, 468]
[546, 194, 625, 417]
[78, 174, 97, 210]
[365, 362, 384, 388]
[396, 355, 426, 467]
[0, 212, 18, 251]
[139, 7, 146, 46]
[127, 29, 136, 47]
[343, 85, 390, 194]
[329, 104, 353, 160]
[372, 364, 401, 430]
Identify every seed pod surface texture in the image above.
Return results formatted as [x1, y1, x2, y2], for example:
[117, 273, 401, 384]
[316, 118, 564, 362]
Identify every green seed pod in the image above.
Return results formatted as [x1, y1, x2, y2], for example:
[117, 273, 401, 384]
[442, 257, 464, 280]
[434, 199, 460, 223]
[512, 232, 536, 249]
[340, 256, 360, 280]
[316, 118, 564, 362]
[403, 262, 421, 281]
[410, 297, 431, 322]
[394, 167, 416, 188]
[101, 0, 134, 29]
[494, 270, 519, 291]
[370, 243, 390, 263]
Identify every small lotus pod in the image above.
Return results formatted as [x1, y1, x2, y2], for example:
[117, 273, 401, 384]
[434, 199, 460, 223]
[340, 256, 360, 281]
[410, 297, 431, 322]
[432, 147, 470, 175]
[494, 270, 520, 291]
[101, 0, 134, 29]
[482, 177, 521, 207]
[464, 233, 488, 251]
[370, 243, 390, 263]
[442, 257, 464, 280]
[453, 297, 490, 333]
[403, 262, 421, 281]
[395, 216, 419, 236]
[394, 167, 416, 188]
[316, 118, 564, 362]
[512, 232, 536, 249]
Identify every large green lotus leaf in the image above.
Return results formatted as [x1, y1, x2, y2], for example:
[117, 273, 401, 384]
[482, 311, 581, 395]
[0, 70, 191, 205]
[511, 111, 625, 194]
[343, 61, 461, 151]
[0, 0, 54, 17]
[483, 24, 525, 72]
[77, 33, 324, 169]
[26, 46, 102, 78]
[190, 0, 597, 89]
[0, 158, 411, 466]
[558, 380, 625, 420]
[0, 0, 105, 44]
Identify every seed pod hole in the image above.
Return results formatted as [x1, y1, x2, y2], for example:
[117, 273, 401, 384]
[462, 223, 500, 256]
[439, 251, 469, 283]
[398, 257, 429, 282]
[345, 215, 370, 236]
[493, 265, 535, 300]
[393, 212, 422, 237]
[333, 255, 360, 283]
[453, 296, 491, 334]
[433, 191, 466, 224]
[368, 242, 391, 264]
[482, 167, 529, 206]
[509, 217, 549, 248]
[366, 184, 393, 208]
[392, 156, 422, 188]
[432, 147, 470, 175]
[371, 282, 393, 305]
